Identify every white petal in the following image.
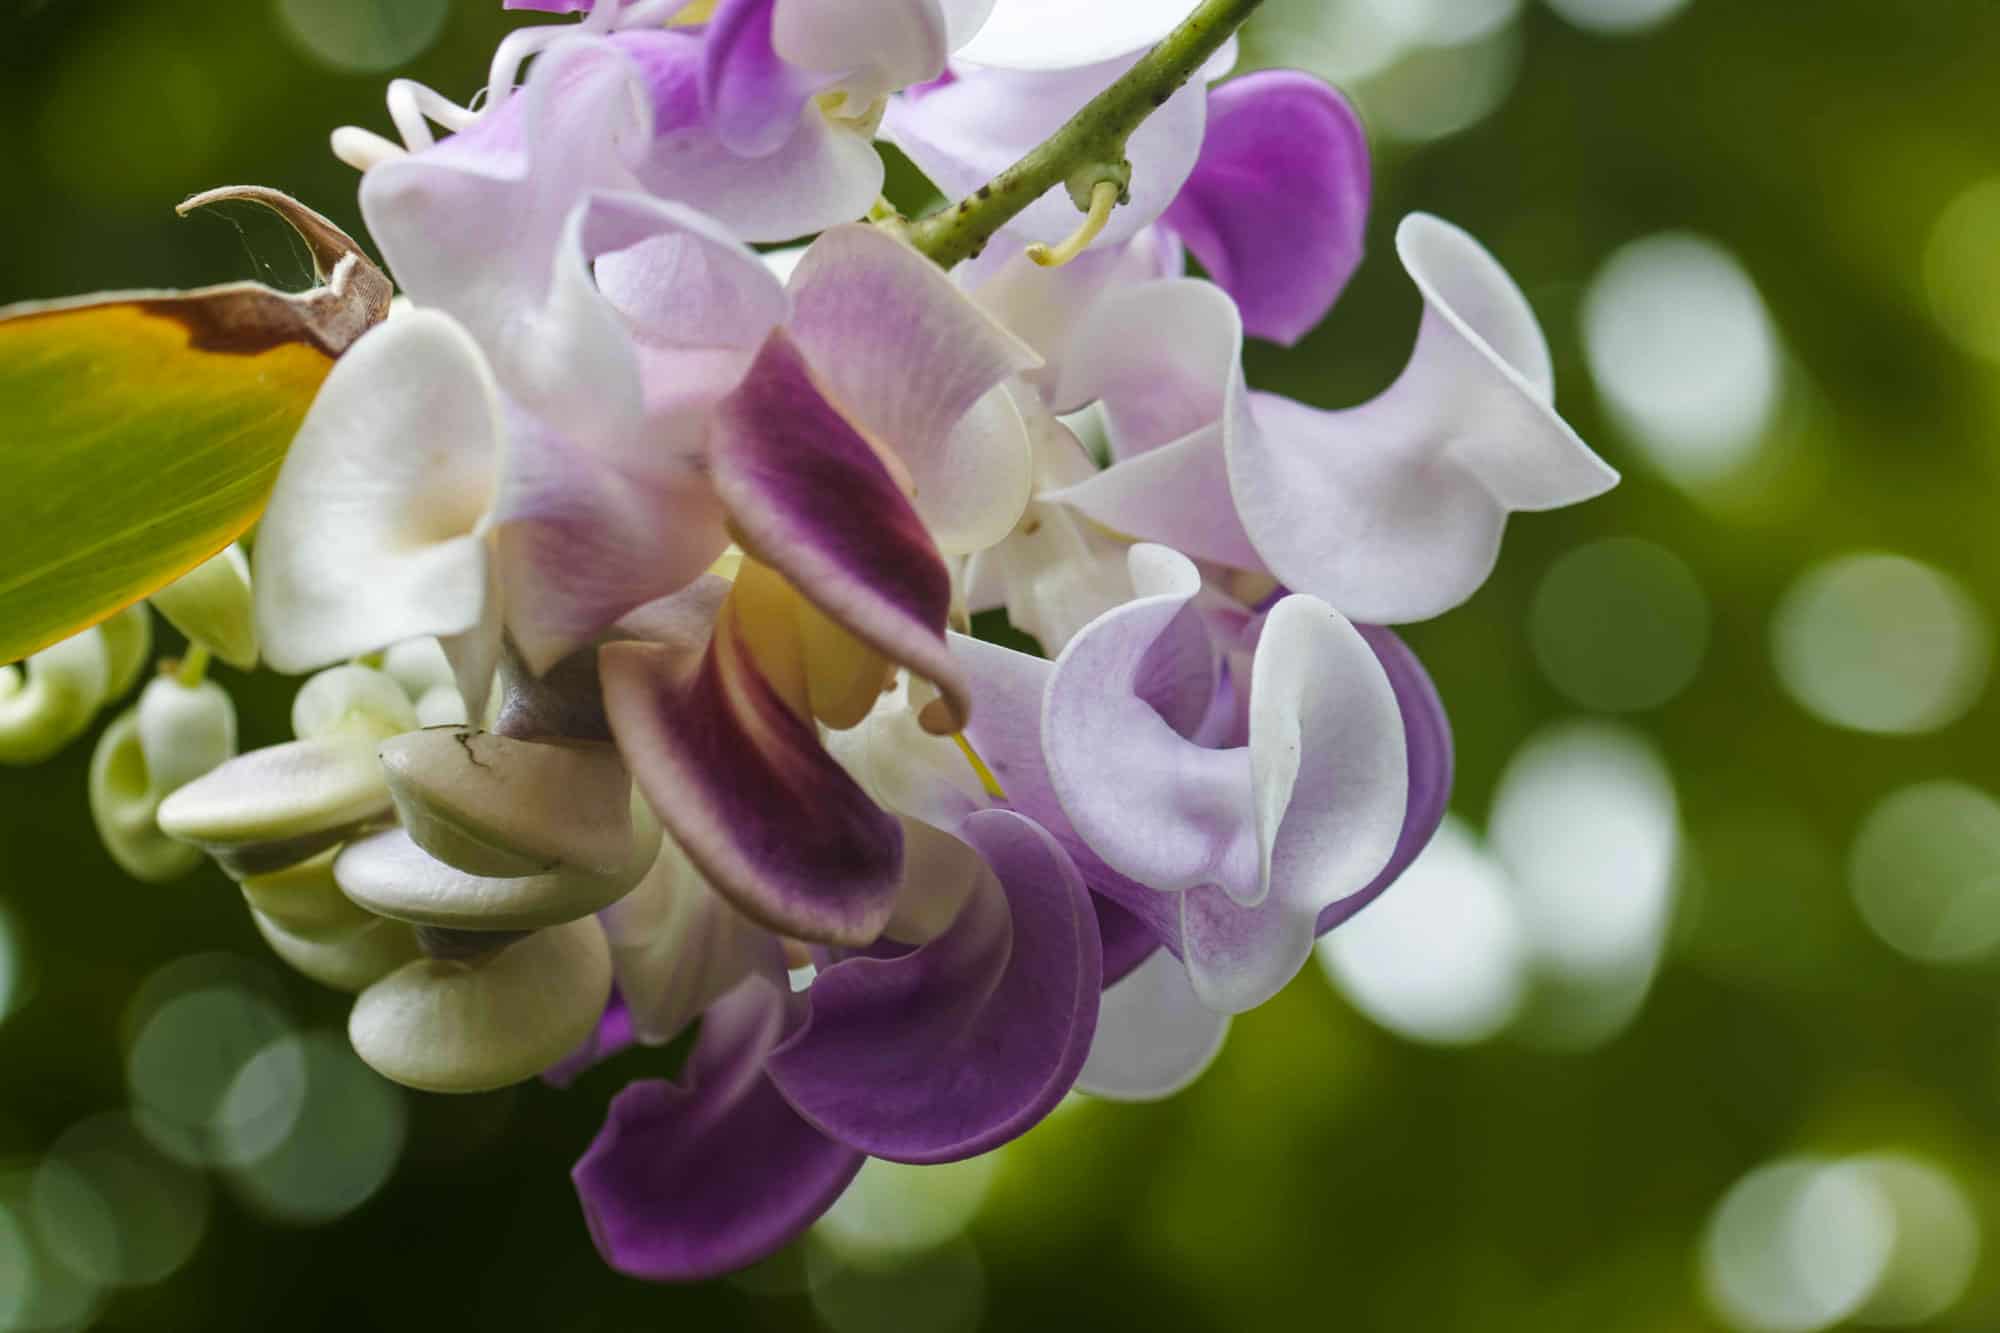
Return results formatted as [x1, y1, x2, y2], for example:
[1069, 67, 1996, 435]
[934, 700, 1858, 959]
[954, 0, 1198, 69]
[253, 312, 500, 674]
[1075, 947, 1230, 1100]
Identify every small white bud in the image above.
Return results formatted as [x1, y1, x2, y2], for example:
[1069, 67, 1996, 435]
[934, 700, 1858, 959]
[239, 847, 376, 932]
[290, 663, 420, 742]
[151, 544, 259, 670]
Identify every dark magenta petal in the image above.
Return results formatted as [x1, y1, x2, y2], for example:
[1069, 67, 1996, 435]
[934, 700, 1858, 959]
[712, 329, 966, 723]
[766, 810, 1101, 1164]
[601, 627, 905, 948]
[1161, 71, 1370, 347]
[1316, 627, 1454, 935]
[543, 990, 635, 1089]
[1094, 894, 1160, 989]
[572, 979, 863, 1282]
[703, 0, 825, 156]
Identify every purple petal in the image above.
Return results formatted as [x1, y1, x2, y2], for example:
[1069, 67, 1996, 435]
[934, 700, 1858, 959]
[573, 979, 863, 1281]
[711, 329, 967, 724]
[1316, 626, 1453, 934]
[766, 809, 1100, 1163]
[703, 0, 827, 156]
[360, 39, 648, 363]
[881, 54, 1206, 248]
[785, 225, 1040, 550]
[601, 618, 905, 948]
[495, 411, 730, 675]
[1160, 72, 1370, 347]
[1093, 894, 1159, 988]
[619, 30, 884, 242]
[543, 990, 635, 1089]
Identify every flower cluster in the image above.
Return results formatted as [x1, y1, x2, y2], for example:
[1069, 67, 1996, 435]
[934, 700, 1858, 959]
[12, 0, 1617, 1281]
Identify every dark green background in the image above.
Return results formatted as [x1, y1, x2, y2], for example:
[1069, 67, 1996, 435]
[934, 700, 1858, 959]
[4, 0, 2000, 1328]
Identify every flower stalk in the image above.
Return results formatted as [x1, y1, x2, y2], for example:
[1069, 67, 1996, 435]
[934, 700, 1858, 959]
[904, 0, 1267, 268]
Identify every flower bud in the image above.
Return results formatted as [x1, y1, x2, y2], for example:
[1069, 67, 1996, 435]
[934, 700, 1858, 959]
[382, 638, 456, 702]
[150, 544, 259, 670]
[0, 627, 110, 765]
[414, 685, 468, 727]
[89, 674, 242, 882]
[239, 847, 376, 932]
[348, 916, 612, 1093]
[251, 908, 421, 993]
[334, 790, 660, 931]
[99, 603, 156, 702]
[155, 735, 394, 876]
[290, 663, 419, 742]
[377, 729, 638, 879]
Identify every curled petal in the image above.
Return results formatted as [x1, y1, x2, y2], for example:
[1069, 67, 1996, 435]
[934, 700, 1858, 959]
[1076, 945, 1229, 1101]
[1042, 546, 1259, 901]
[573, 978, 864, 1281]
[254, 312, 498, 674]
[601, 616, 904, 947]
[1316, 626, 1454, 934]
[711, 329, 965, 723]
[1160, 72, 1370, 347]
[766, 808, 1100, 1163]
[1226, 214, 1619, 623]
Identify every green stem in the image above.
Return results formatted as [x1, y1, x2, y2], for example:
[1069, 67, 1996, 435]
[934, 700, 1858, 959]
[904, 0, 1266, 269]
[175, 644, 212, 688]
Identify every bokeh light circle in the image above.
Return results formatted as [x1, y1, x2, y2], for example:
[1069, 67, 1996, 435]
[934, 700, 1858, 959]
[1771, 553, 1990, 735]
[1849, 780, 2000, 964]
[125, 983, 295, 1167]
[275, 0, 449, 75]
[1923, 178, 2000, 364]
[1582, 232, 1780, 484]
[31, 1114, 210, 1289]
[1530, 538, 1710, 712]
[1702, 1157, 1894, 1333]
[227, 1032, 406, 1224]
[1317, 817, 1528, 1046]
[1851, 1153, 1980, 1325]
[1488, 722, 1679, 981]
[1363, 26, 1522, 143]
[817, 1155, 1002, 1262]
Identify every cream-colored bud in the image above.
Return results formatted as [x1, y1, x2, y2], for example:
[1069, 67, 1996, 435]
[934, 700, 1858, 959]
[334, 791, 659, 931]
[251, 908, 421, 993]
[240, 847, 376, 932]
[0, 627, 110, 765]
[377, 730, 637, 878]
[156, 735, 393, 874]
[290, 664, 419, 742]
[151, 544, 258, 670]
[99, 603, 156, 702]
[348, 917, 612, 1093]
[382, 638, 456, 702]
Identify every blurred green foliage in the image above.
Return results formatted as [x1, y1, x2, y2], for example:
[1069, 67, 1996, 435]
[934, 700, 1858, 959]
[5, 1, 2000, 1329]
